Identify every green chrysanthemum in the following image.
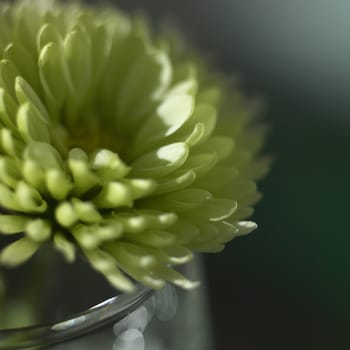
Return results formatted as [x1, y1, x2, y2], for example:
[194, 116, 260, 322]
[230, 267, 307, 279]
[0, 0, 269, 292]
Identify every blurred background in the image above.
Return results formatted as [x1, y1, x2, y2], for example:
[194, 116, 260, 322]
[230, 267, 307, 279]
[101, 0, 350, 348]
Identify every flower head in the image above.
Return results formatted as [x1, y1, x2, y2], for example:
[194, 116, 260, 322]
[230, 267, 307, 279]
[0, 0, 269, 291]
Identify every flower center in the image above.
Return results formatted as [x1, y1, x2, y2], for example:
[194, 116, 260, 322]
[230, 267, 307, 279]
[54, 114, 128, 161]
[68, 125, 127, 157]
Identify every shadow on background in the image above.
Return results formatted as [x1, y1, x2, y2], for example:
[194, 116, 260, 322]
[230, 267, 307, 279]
[94, 0, 350, 348]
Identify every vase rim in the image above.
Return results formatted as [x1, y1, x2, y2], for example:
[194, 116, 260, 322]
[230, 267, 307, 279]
[0, 285, 152, 349]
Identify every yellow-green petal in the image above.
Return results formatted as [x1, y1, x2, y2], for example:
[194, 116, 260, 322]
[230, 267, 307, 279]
[45, 168, 72, 200]
[55, 202, 78, 228]
[0, 215, 29, 234]
[16, 103, 51, 143]
[131, 143, 189, 178]
[26, 219, 51, 242]
[0, 237, 40, 267]
[94, 182, 132, 209]
[15, 181, 47, 213]
[54, 232, 76, 263]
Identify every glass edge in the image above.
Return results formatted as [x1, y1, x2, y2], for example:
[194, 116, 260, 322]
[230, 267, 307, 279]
[0, 285, 153, 349]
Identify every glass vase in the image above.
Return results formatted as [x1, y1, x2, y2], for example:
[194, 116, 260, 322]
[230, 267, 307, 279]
[0, 253, 213, 350]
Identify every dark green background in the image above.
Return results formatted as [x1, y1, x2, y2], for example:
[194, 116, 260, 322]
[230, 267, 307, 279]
[95, 1, 350, 348]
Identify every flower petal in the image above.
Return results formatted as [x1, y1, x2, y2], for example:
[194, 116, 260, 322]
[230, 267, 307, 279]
[45, 168, 73, 200]
[15, 181, 47, 213]
[94, 182, 132, 209]
[37, 22, 62, 51]
[123, 178, 156, 199]
[71, 199, 102, 223]
[0, 237, 40, 267]
[39, 42, 66, 108]
[135, 93, 194, 148]
[131, 142, 189, 178]
[153, 264, 199, 290]
[26, 219, 51, 242]
[0, 183, 22, 211]
[195, 166, 238, 190]
[15, 76, 49, 123]
[22, 159, 45, 192]
[68, 148, 100, 195]
[91, 149, 129, 182]
[24, 142, 63, 169]
[182, 152, 217, 178]
[0, 88, 18, 131]
[117, 49, 172, 120]
[151, 170, 196, 196]
[4, 43, 38, 89]
[17, 103, 51, 143]
[63, 25, 92, 101]
[105, 242, 156, 268]
[194, 136, 235, 162]
[150, 245, 193, 265]
[84, 249, 135, 292]
[0, 156, 21, 188]
[173, 103, 217, 147]
[0, 128, 23, 157]
[0, 215, 29, 234]
[187, 198, 238, 222]
[73, 224, 101, 249]
[54, 232, 76, 263]
[236, 221, 258, 236]
[144, 188, 212, 212]
[0, 59, 18, 99]
[55, 202, 78, 228]
[129, 230, 175, 248]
